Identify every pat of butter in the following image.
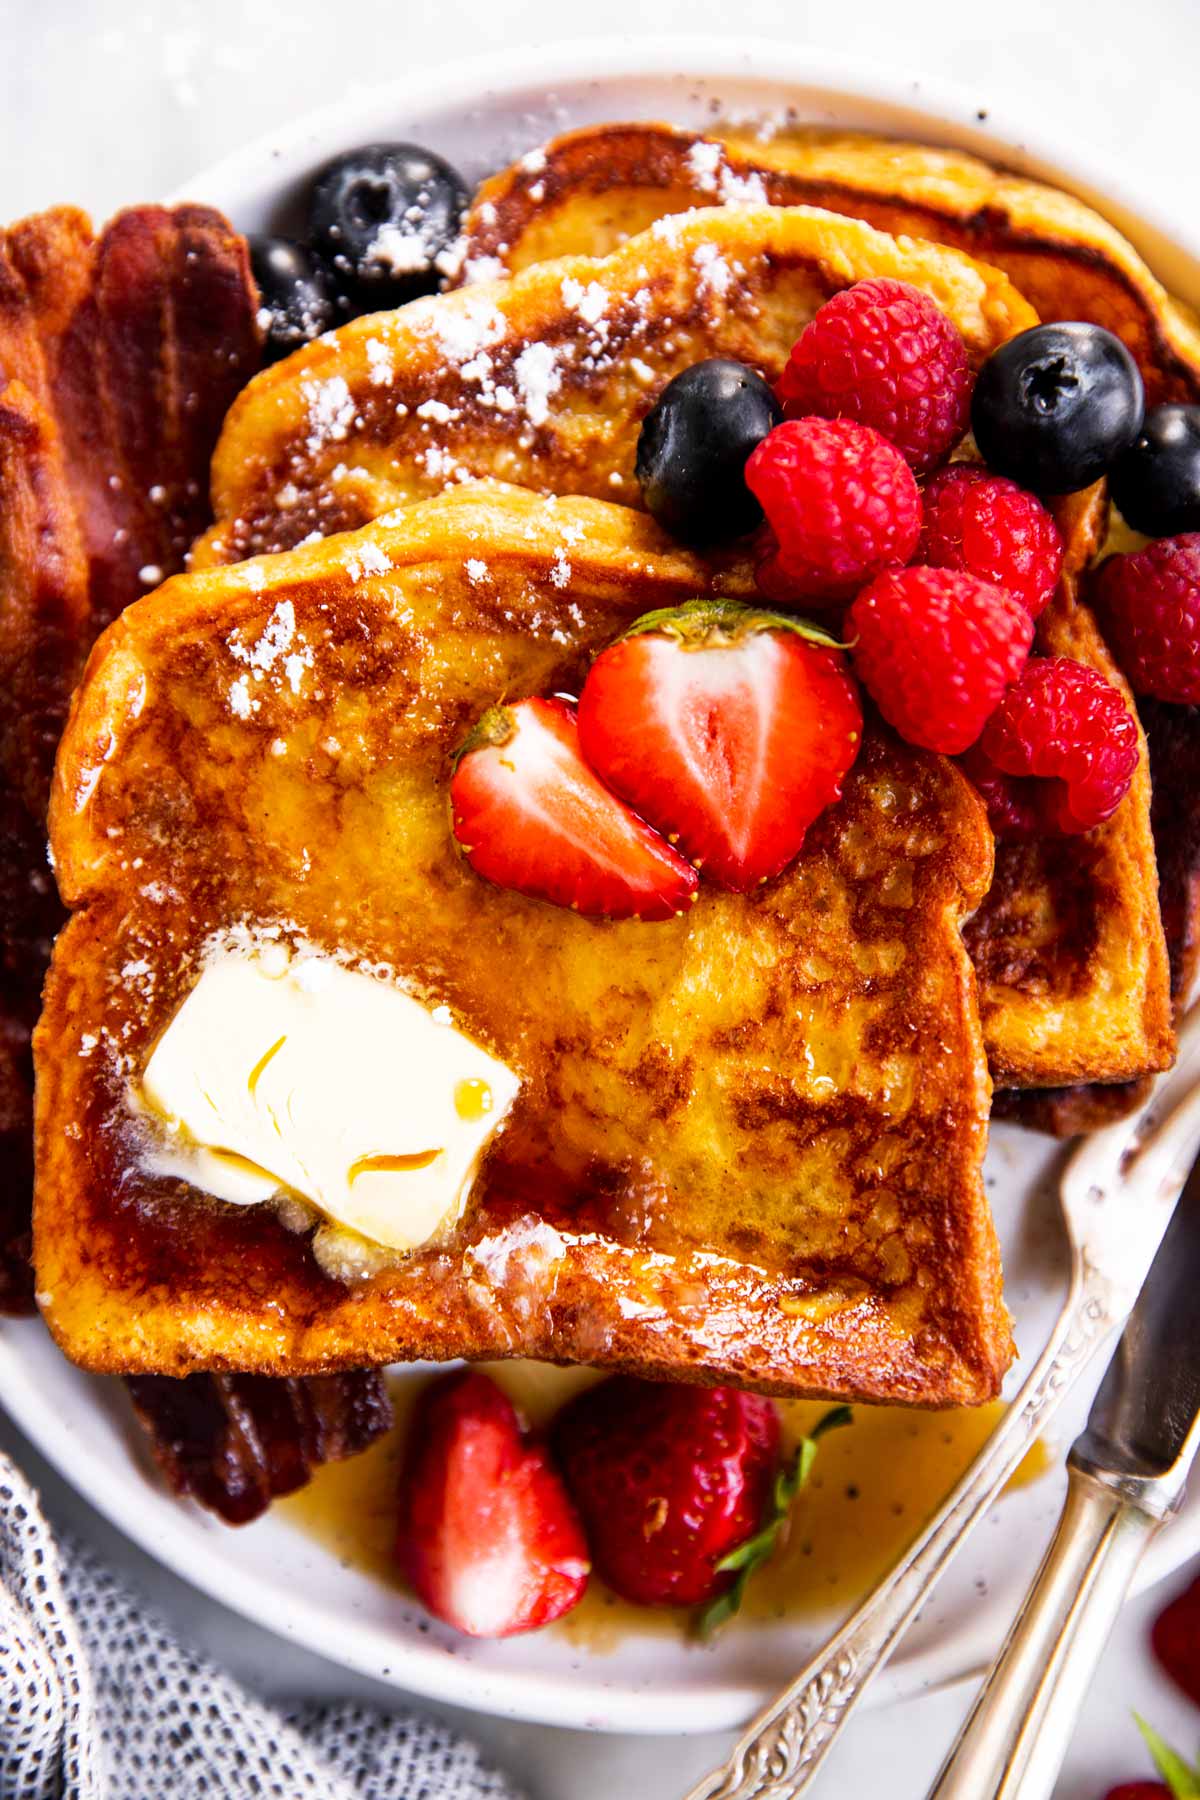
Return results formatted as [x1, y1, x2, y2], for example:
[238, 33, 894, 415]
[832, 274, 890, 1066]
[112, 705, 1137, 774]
[140, 947, 519, 1251]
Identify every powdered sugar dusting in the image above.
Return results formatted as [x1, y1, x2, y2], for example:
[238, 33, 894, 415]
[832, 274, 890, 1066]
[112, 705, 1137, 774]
[693, 241, 733, 298]
[513, 341, 562, 427]
[365, 339, 395, 387]
[226, 598, 315, 714]
[302, 376, 356, 451]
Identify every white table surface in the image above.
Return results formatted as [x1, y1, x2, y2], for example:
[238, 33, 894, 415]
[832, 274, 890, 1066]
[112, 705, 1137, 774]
[5, 2, 1200, 1795]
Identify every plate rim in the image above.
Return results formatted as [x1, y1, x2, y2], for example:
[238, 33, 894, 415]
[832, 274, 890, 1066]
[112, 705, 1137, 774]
[8, 34, 1200, 1737]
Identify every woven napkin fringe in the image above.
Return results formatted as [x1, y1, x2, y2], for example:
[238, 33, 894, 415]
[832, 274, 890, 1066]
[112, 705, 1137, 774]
[0, 1454, 524, 1800]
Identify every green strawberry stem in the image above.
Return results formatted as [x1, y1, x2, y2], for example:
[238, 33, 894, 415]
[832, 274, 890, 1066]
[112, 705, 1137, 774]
[1134, 1715, 1200, 1797]
[618, 597, 847, 653]
[695, 1403, 854, 1639]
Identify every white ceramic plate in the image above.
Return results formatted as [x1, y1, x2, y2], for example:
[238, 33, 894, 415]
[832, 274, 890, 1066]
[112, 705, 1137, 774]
[5, 38, 1200, 1737]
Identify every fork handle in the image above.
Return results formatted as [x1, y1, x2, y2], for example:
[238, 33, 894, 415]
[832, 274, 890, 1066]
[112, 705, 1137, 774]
[927, 1463, 1164, 1800]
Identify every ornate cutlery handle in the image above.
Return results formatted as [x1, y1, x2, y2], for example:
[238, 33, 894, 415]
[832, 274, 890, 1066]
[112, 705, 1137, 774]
[683, 1267, 1112, 1800]
[927, 1463, 1166, 1800]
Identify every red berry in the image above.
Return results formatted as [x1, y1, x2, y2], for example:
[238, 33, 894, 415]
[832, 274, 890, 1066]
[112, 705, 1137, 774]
[972, 657, 1139, 835]
[745, 417, 922, 604]
[1094, 533, 1200, 703]
[396, 1371, 590, 1638]
[777, 277, 974, 474]
[1102, 1786, 1172, 1800]
[848, 566, 1033, 754]
[554, 1378, 780, 1608]
[450, 696, 698, 921]
[919, 464, 1064, 619]
[577, 601, 862, 892]
[1152, 1573, 1200, 1707]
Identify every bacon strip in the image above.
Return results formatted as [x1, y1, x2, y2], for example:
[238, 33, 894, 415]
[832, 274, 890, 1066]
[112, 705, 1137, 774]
[126, 1371, 394, 1525]
[0, 203, 258, 1311]
[0, 204, 390, 1526]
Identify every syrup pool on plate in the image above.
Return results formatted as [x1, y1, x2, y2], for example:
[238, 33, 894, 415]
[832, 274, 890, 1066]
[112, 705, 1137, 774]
[278, 1362, 1050, 1643]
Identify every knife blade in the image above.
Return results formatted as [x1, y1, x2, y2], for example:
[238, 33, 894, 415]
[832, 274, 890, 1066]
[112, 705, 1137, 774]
[1073, 1146, 1200, 1494]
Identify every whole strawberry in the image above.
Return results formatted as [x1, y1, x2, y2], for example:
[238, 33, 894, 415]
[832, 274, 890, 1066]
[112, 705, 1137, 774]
[777, 277, 973, 473]
[746, 417, 921, 604]
[971, 657, 1140, 835]
[1094, 534, 1200, 704]
[397, 1370, 590, 1637]
[1152, 1573, 1200, 1707]
[848, 565, 1033, 754]
[919, 464, 1064, 619]
[577, 600, 862, 892]
[553, 1378, 780, 1608]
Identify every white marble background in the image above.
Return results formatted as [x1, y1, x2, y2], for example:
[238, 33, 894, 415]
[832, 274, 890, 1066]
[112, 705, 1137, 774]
[4, 0, 1200, 1795]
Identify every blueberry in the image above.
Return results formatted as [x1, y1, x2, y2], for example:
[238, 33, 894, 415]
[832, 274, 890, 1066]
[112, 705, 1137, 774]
[636, 359, 783, 545]
[308, 142, 469, 311]
[1109, 404, 1200, 536]
[248, 236, 338, 364]
[971, 322, 1144, 494]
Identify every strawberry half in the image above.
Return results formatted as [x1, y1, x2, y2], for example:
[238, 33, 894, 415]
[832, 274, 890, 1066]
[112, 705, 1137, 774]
[576, 600, 862, 892]
[396, 1370, 590, 1638]
[450, 696, 698, 921]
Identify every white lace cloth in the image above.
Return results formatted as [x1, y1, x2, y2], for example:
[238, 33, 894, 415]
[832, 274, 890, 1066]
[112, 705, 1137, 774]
[0, 1454, 524, 1800]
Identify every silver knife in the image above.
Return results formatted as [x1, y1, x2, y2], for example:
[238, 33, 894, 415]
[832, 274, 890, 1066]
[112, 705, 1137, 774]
[930, 1144, 1200, 1800]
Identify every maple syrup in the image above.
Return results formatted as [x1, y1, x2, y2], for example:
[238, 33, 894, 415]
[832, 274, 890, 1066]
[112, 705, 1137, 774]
[279, 1362, 1050, 1647]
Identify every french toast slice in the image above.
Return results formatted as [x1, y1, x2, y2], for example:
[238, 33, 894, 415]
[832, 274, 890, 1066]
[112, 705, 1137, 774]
[35, 483, 1010, 1406]
[192, 203, 1170, 1091]
[966, 487, 1171, 1087]
[454, 123, 1200, 403]
[194, 203, 1036, 566]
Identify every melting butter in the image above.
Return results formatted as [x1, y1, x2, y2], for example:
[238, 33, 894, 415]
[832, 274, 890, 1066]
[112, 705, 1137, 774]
[139, 946, 519, 1251]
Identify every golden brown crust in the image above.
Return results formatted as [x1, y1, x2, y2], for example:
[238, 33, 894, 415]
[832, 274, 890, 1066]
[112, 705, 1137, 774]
[966, 488, 1173, 1088]
[996, 697, 1200, 1134]
[457, 123, 1200, 404]
[195, 203, 1036, 569]
[36, 485, 1009, 1405]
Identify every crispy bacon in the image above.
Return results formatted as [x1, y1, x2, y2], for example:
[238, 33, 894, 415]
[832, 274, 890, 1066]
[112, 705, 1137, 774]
[0, 202, 258, 1313]
[1, 203, 394, 1526]
[126, 1371, 395, 1525]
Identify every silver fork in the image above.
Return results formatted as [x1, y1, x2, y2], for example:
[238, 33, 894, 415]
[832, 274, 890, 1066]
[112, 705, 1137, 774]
[684, 1003, 1200, 1800]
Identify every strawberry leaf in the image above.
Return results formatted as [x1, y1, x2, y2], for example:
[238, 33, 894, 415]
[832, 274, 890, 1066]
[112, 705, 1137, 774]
[695, 1404, 853, 1640]
[618, 597, 847, 653]
[1134, 1715, 1200, 1797]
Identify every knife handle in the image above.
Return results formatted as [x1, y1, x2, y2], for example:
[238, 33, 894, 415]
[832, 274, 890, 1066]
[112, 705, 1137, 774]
[928, 1461, 1166, 1800]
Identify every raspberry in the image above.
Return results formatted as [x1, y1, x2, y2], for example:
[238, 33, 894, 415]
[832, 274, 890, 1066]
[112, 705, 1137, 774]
[745, 418, 921, 605]
[777, 278, 973, 474]
[970, 657, 1139, 835]
[848, 566, 1032, 754]
[1093, 534, 1200, 703]
[919, 465, 1064, 618]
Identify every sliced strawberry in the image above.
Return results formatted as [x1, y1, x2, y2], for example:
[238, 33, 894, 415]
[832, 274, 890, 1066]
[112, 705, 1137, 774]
[396, 1370, 590, 1638]
[450, 696, 698, 921]
[576, 600, 862, 892]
